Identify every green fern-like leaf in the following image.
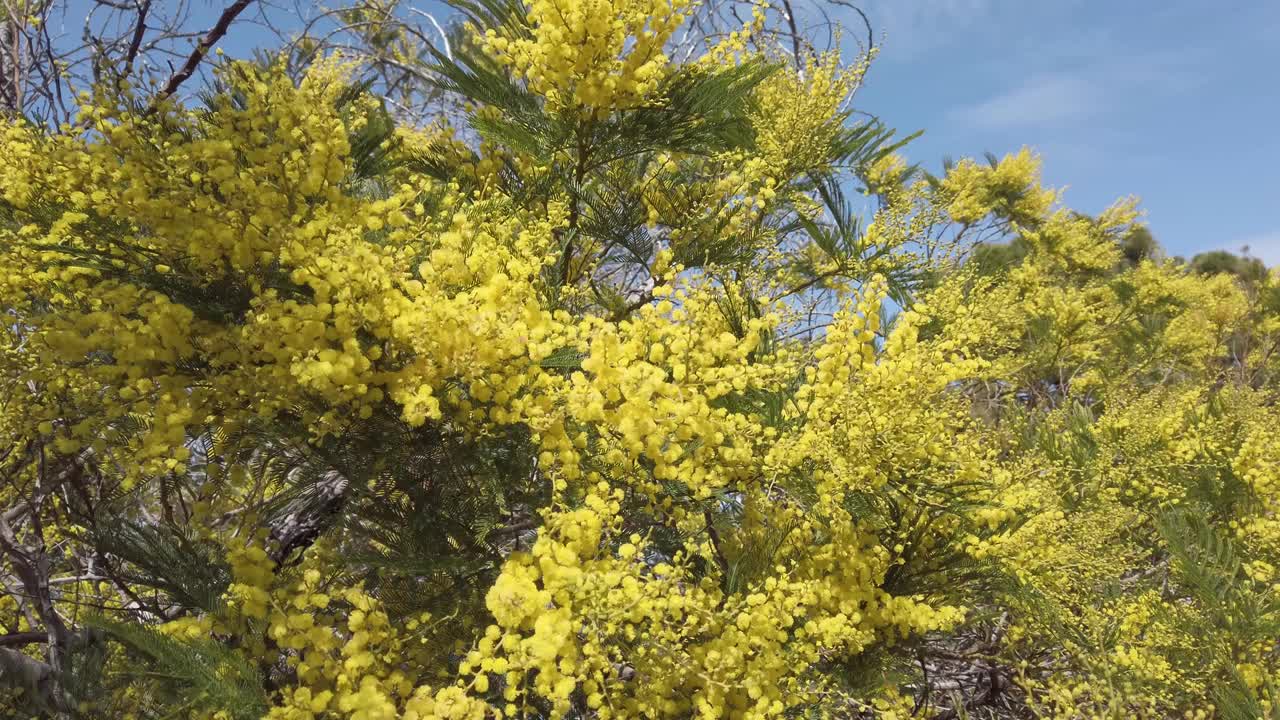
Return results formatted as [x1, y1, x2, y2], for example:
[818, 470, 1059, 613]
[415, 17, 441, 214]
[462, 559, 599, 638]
[87, 616, 267, 720]
[86, 517, 231, 613]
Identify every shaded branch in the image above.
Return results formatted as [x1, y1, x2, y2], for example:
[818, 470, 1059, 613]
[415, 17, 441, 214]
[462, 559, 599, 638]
[0, 631, 48, 647]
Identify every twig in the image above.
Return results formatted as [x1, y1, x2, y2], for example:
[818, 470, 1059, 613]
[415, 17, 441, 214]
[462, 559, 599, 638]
[409, 8, 452, 60]
[147, 0, 254, 111]
[704, 508, 730, 579]
[122, 0, 152, 73]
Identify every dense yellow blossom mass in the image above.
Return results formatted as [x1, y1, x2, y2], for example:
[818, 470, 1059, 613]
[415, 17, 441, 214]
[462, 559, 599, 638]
[1, 0, 1278, 718]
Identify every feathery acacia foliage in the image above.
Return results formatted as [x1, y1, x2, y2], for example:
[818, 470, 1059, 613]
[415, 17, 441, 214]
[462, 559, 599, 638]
[0, 1, 1278, 719]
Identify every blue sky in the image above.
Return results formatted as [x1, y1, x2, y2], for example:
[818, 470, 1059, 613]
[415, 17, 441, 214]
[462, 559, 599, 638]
[849, 1, 1280, 264]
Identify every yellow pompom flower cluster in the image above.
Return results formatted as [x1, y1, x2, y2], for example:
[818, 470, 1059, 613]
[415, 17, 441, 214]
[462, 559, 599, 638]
[480, 0, 690, 111]
[5, 4, 1280, 717]
[751, 50, 871, 176]
[226, 540, 277, 622]
[941, 148, 1056, 226]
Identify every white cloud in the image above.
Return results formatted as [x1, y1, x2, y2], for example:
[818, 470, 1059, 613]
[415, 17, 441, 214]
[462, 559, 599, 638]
[946, 73, 1099, 130]
[945, 51, 1202, 132]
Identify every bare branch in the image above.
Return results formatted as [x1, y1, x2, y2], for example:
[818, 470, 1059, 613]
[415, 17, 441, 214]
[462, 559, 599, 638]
[150, 0, 255, 108]
[0, 646, 57, 708]
[122, 0, 152, 73]
[409, 8, 452, 60]
[0, 631, 47, 647]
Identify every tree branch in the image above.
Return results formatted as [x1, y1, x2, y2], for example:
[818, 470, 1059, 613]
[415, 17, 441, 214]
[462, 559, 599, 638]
[0, 646, 56, 706]
[0, 631, 47, 647]
[123, 0, 152, 73]
[149, 0, 254, 109]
